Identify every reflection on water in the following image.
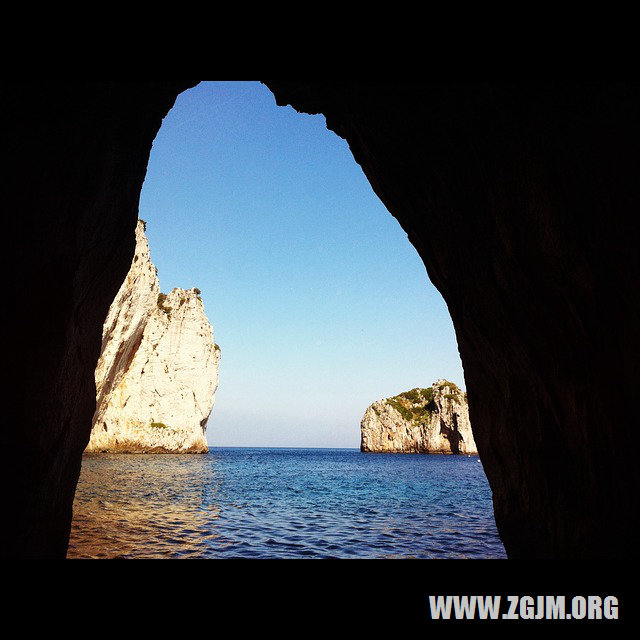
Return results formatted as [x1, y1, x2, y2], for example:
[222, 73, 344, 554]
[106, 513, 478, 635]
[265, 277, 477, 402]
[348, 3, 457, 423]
[68, 448, 506, 559]
[69, 453, 223, 558]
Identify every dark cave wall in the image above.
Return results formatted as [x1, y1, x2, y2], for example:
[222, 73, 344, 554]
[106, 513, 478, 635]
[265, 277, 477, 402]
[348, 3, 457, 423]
[265, 81, 640, 558]
[1, 81, 195, 557]
[1, 80, 637, 558]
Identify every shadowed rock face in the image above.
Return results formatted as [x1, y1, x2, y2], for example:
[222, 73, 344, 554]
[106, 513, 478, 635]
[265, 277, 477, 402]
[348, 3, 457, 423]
[265, 81, 640, 558]
[2, 81, 638, 558]
[1, 81, 196, 557]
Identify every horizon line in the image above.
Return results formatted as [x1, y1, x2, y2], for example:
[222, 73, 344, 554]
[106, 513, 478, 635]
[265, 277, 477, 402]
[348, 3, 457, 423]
[207, 445, 360, 450]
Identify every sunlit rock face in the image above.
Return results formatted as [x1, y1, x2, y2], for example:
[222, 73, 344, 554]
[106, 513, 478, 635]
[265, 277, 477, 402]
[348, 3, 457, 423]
[361, 381, 476, 454]
[86, 220, 219, 453]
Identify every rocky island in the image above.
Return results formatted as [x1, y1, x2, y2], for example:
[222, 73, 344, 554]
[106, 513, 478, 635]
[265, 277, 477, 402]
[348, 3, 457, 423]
[360, 380, 477, 454]
[85, 220, 220, 453]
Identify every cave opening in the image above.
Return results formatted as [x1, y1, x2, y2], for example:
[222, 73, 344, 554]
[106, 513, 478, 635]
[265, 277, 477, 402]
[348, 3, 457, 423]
[67, 80, 505, 559]
[5, 81, 637, 561]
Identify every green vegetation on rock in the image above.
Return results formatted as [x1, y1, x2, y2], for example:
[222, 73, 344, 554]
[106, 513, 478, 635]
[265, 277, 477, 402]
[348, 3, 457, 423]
[397, 387, 434, 405]
[150, 422, 168, 429]
[387, 398, 416, 422]
[435, 380, 462, 394]
[387, 387, 435, 425]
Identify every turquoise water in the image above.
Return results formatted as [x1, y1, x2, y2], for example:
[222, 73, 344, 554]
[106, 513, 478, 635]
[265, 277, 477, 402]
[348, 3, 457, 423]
[68, 447, 506, 558]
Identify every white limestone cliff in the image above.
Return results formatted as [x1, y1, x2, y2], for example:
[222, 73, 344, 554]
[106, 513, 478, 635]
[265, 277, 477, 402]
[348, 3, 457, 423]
[86, 220, 220, 453]
[360, 380, 477, 454]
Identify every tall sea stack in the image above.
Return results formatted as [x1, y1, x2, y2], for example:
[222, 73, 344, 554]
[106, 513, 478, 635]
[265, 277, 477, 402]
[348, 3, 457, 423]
[360, 380, 476, 454]
[86, 220, 220, 453]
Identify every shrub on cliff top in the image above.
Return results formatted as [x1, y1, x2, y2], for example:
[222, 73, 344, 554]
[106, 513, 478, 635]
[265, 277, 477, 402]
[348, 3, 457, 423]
[396, 387, 433, 406]
[157, 293, 172, 315]
[388, 387, 435, 424]
[398, 388, 422, 404]
[387, 398, 415, 422]
[436, 380, 462, 395]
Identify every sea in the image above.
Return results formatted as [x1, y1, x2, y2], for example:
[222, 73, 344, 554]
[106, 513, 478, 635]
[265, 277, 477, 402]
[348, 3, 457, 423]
[68, 447, 506, 559]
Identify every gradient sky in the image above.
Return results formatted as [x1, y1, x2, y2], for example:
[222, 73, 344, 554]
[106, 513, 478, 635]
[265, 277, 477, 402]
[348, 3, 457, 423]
[138, 81, 465, 448]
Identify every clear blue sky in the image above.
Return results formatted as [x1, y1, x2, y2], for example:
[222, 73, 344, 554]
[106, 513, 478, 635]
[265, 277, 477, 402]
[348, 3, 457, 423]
[138, 81, 465, 448]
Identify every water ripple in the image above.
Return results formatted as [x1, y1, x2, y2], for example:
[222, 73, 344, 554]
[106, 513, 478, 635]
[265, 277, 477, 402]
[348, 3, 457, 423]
[68, 448, 506, 559]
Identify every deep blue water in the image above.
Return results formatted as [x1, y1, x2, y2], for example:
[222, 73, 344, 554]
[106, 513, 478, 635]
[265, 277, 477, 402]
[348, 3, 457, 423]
[68, 447, 506, 558]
